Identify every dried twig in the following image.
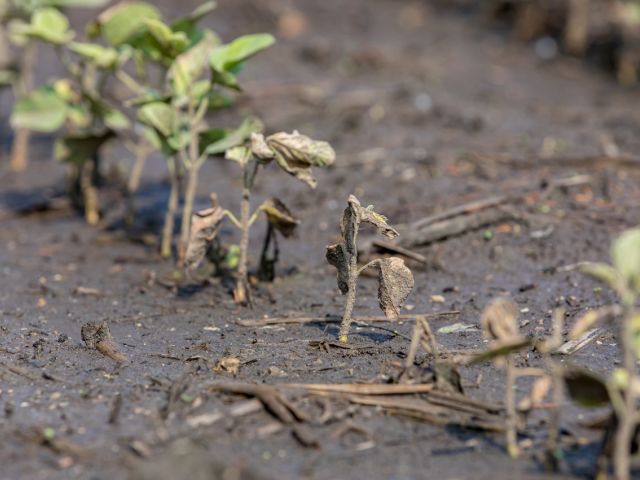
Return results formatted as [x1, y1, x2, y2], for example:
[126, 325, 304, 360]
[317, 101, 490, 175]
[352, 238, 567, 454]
[236, 311, 460, 327]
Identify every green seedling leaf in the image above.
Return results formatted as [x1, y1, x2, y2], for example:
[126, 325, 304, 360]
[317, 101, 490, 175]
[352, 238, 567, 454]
[437, 322, 477, 334]
[16, 7, 73, 44]
[42, 427, 56, 441]
[54, 131, 115, 164]
[203, 116, 264, 155]
[170, 31, 218, 97]
[377, 257, 414, 320]
[563, 366, 610, 408]
[144, 18, 188, 55]
[326, 243, 349, 294]
[632, 313, 640, 359]
[44, 0, 110, 6]
[259, 198, 299, 238]
[224, 145, 251, 164]
[137, 102, 173, 137]
[480, 297, 520, 342]
[11, 85, 67, 132]
[96, 1, 160, 46]
[580, 262, 619, 290]
[210, 33, 274, 72]
[103, 107, 130, 130]
[470, 337, 534, 364]
[171, 2, 217, 45]
[612, 228, 640, 292]
[185, 203, 225, 270]
[68, 42, 119, 69]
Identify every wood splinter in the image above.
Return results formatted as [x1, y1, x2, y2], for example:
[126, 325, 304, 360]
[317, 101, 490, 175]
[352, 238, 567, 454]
[81, 321, 127, 363]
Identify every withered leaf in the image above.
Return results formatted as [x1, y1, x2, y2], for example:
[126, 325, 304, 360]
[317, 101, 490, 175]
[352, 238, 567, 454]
[377, 257, 414, 320]
[185, 204, 225, 270]
[326, 243, 350, 294]
[341, 195, 398, 244]
[259, 197, 299, 238]
[480, 297, 521, 342]
[260, 130, 335, 188]
[250, 132, 275, 161]
[213, 356, 240, 375]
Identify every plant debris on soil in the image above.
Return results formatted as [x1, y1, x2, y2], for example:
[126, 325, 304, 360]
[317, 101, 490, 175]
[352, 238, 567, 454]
[2, 1, 640, 479]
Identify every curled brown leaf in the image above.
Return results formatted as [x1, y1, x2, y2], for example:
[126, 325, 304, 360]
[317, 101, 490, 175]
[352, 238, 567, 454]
[185, 202, 225, 270]
[378, 257, 414, 320]
[326, 243, 350, 294]
[259, 197, 299, 238]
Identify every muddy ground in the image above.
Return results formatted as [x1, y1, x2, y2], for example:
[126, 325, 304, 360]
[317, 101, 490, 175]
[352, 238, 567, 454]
[2, 1, 640, 479]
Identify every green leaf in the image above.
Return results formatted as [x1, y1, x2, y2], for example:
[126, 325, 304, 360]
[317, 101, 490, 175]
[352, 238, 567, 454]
[97, 1, 160, 46]
[69, 42, 119, 68]
[21, 7, 74, 44]
[209, 33, 274, 72]
[580, 262, 620, 291]
[170, 31, 217, 97]
[137, 102, 173, 137]
[203, 116, 264, 155]
[11, 86, 67, 132]
[224, 145, 251, 164]
[54, 131, 115, 164]
[171, 2, 217, 45]
[144, 18, 188, 55]
[612, 228, 640, 292]
[43, 0, 110, 6]
[103, 108, 130, 130]
[211, 68, 240, 90]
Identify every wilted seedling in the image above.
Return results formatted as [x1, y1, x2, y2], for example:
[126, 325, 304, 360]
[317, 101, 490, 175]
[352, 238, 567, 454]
[184, 130, 335, 305]
[479, 297, 524, 458]
[326, 195, 414, 343]
[577, 228, 640, 480]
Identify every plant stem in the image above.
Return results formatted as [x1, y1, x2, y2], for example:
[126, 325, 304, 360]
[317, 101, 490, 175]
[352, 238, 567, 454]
[81, 161, 99, 225]
[506, 355, 519, 458]
[339, 252, 359, 343]
[10, 43, 36, 172]
[614, 304, 637, 480]
[178, 167, 198, 267]
[161, 157, 180, 258]
[234, 183, 251, 305]
[125, 140, 150, 226]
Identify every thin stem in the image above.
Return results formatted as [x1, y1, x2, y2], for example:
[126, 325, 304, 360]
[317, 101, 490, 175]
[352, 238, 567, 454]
[614, 302, 637, 480]
[81, 161, 99, 225]
[222, 210, 241, 228]
[116, 70, 144, 95]
[125, 140, 150, 226]
[178, 167, 198, 267]
[234, 182, 251, 305]
[10, 43, 36, 172]
[339, 251, 359, 343]
[506, 355, 519, 458]
[161, 157, 180, 258]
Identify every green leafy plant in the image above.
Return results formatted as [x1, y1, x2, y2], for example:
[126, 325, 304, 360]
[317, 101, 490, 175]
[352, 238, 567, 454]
[571, 228, 640, 480]
[326, 195, 414, 342]
[1, 0, 110, 172]
[184, 130, 335, 304]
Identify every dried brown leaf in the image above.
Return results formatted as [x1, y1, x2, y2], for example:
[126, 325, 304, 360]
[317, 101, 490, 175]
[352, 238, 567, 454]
[378, 257, 414, 320]
[262, 130, 335, 188]
[259, 197, 299, 238]
[213, 356, 240, 375]
[480, 297, 521, 342]
[341, 195, 398, 242]
[185, 204, 225, 270]
[250, 132, 274, 160]
[326, 243, 350, 294]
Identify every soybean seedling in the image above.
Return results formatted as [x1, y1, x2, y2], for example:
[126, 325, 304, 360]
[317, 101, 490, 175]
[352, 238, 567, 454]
[573, 228, 640, 480]
[326, 195, 414, 343]
[479, 297, 525, 458]
[184, 130, 335, 305]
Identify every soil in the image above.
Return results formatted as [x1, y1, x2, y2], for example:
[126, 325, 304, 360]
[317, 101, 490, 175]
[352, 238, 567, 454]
[2, 1, 640, 479]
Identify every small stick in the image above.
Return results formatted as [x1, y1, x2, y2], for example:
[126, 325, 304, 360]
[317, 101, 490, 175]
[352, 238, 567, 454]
[279, 383, 434, 395]
[236, 311, 460, 327]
